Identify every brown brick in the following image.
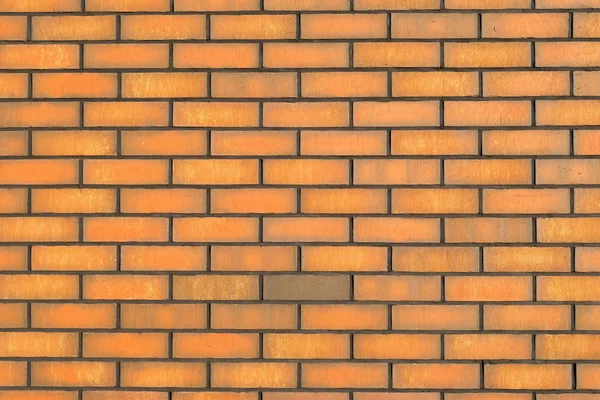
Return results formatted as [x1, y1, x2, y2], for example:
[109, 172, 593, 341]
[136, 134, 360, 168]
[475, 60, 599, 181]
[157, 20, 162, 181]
[263, 275, 350, 301]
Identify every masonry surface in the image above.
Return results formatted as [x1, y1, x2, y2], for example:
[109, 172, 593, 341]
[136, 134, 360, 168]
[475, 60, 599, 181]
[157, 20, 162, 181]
[2, 0, 600, 398]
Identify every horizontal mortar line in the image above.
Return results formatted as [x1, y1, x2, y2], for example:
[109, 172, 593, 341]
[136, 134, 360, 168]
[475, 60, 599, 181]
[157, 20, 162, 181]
[0, 184, 599, 189]
[3, 156, 600, 160]
[0, 271, 593, 276]
[0, 300, 596, 305]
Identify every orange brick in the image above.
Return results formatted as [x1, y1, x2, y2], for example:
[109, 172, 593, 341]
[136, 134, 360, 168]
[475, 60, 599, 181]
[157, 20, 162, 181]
[173, 275, 259, 301]
[354, 159, 440, 184]
[84, 392, 167, 400]
[354, 101, 439, 127]
[354, 42, 440, 67]
[445, 159, 531, 185]
[538, 100, 600, 125]
[122, 130, 207, 156]
[0, 392, 79, 400]
[483, 130, 570, 155]
[0, 217, 78, 242]
[174, 217, 258, 242]
[485, 247, 570, 272]
[485, 364, 571, 389]
[302, 246, 388, 272]
[121, 15, 206, 40]
[355, 0, 439, 9]
[0, 16, 26, 40]
[538, 276, 600, 301]
[537, 334, 600, 359]
[264, 159, 349, 185]
[574, 13, 600, 37]
[83, 333, 167, 358]
[84, 160, 168, 185]
[211, 189, 296, 214]
[446, 101, 531, 126]
[392, 130, 478, 155]
[446, 218, 532, 243]
[264, 102, 348, 128]
[0, 247, 27, 271]
[0, 102, 79, 128]
[0, 189, 26, 213]
[0, 275, 78, 300]
[578, 364, 600, 389]
[484, 71, 569, 96]
[123, 73, 206, 98]
[174, 102, 259, 127]
[536, 42, 600, 67]
[576, 247, 600, 271]
[354, 217, 440, 243]
[211, 246, 296, 272]
[176, 0, 260, 11]
[354, 275, 441, 301]
[484, 305, 571, 331]
[86, 0, 170, 11]
[0, 45, 79, 69]
[393, 247, 479, 272]
[265, 0, 348, 9]
[302, 189, 386, 214]
[31, 304, 116, 329]
[392, 13, 477, 38]
[85, 44, 168, 68]
[538, 217, 600, 242]
[0, 73, 27, 98]
[0, 160, 78, 185]
[263, 217, 348, 242]
[392, 188, 478, 214]
[121, 189, 206, 213]
[32, 16, 116, 40]
[83, 275, 168, 300]
[264, 43, 348, 68]
[33, 130, 117, 156]
[302, 72, 387, 98]
[445, 276, 532, 301]
[446, 0, 531, 7]
[393, 363, 480, 389]
[212, 15, 296, 39]
[574, 72, 600, 96]
[301, 305, 388, 330]
[483, 189, 570, 214]
[174, 333, 258, 359]
[264, 333, 349, 359]
[483, 13, 569, 38]
[302, 363, 388, 388]
[0, 304, 27, 328]
[32, 189, 116, 214]
[575, 128, 600, 153]
[212, 304, 297, 330]
[31, 362, 115, 387]
[174, 159, 258, 185]
[537, 160, 600, 184]
[392, 305, 480, 330]
[174, 44, 258, 68]
[577, 305, 600, 329]
[31, 245, 116, 271]
[393, 72, 478, 97]
[445, 42, 531, 67]
[0, 332, 78, 356]
[445, 334, 532, 360]
[0, 131, 27, 156]
[121, 362, 206, 388]
[212, 73, 296, 98]
[212, 130, 296, 155]
[120, 304, 207, 329]
[301, 130, 386, 155]
[212, 363, 296, 388]
[302, 14, 387, 39]
[354, 334, 440, 359]
[0, 362, 25, 386]
[537, 0, 600, 7]
[85, 102, 168, 127]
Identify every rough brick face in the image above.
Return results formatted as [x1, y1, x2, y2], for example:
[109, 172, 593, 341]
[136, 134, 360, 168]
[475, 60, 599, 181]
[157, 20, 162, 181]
[0, 0, 598, 398]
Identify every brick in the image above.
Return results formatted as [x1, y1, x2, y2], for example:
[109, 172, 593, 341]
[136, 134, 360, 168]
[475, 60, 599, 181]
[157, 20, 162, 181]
[445, 43, 531, 67]
[121, 15, 206, 40]
[574, 72, 600, 95]
[575, 128, 600, 154]
[484, 364, 572, 389]
[84, 44, 168, 69]
[355, 395, 441, 400]
[0, 304, 27, 328]
[539, 100, 600, 125]
[212, 15, 296, 40]
[0, 73, 27, 98]
[121, 362, 206, 388]
[121, 189, 205, 214]
[32, 16, 116, 40]
[212, 131, 296, 155]
[393, 363, 480, 389]
[445, 334, 532, 360]
[0, 332, 78, 357]
[537, 0, 600, 8]
[576, 247, 600, 271]
[264, 102, 349, 128]
[301, 130, 387, 155]
[86, 0, 170, 11]
[393, 72, 478, 97]
[538, 276, 600, 301]
[483, 13, 569, 38]
[175, 0, 260, 10]
[264, 43, 348, 68]
[84, 160, 168, 185]
[446, 0, 531, 7]
[0, 362, 26, 386]
[537, 334, 600, 359]
[355, 101, 439, 127]
[484, 305, 571, 331]
[577, 306, 600, 329]
[392, 189, 478, 214]
[302, 246, 388, 272]
[0, 189, 26, 213]
[578, 365, 600, 389]
[263, 217, 348, 242]
[211, 246, 297, 272]
[32, 362, 116, 387]
[302, 189, 387, 214]
[212, 363, 296, 388]
[84, 217, 168, 242]
[485, 247, 570, 272]
[302, 14, 387, 39]
[31, 245, 116, 271]
[0, 131, 27, 156]
[538, 160, 600, 184]
[354, 275, 440, 301]
[445, 276, 533, 301]
[445, 159, 532, 185]
[0, 17, 26, 40]
[263, 159, 349, 185]
[173, 217, 258, 242]
[354, 334, 440, 359]
[575, 13, 600, 38]
[0, 217, 78, 242]
[85, 102, 168, 127]
[392, 305, 480, 330]
[0, 160, 78, 185]
[174, 102, 259, 127]
[0, 247, 27, 271]
[32, 189, 116, 214]
[211, 304, 297, 330]
[31, 304, 116, 329]
[83, 333, 167, 358]
[0, 45, 79, 69]
[173, 275, 259, 300]
[354, 43, 440, 67]
[213, 73, 296, 98]
[122, 130, 207, 156]
[536, 42, 600, 66]
[301, 305, 388, 330]
[121, 246, 206, 271]
[392, 130, 478, 155]
[174, 333, 258, 359]
[263, 275, 350, 301]
[393, 247, 480, 272]
[355, 0, 439, 9]
[120, 304, 207, 329]
[174, 159, 258, 185]
[264, 334, 349, 359]
[446, 101, 532, 126]
[484, 71, 569, 97]
[539, 217, 600, 242]
[0, 102, 79, 128]
[211, 189, 296, 213]
[483, 129, 570, 155]
[265, 0, 348, 9]
[264, 395, 347, 400]
[84, 393, 168, 400]
[392, 13, 478, 38]
[302, 72, 387, 98]
[122, 73, 207, 98]
[355, 217, 440, 243]
[302, 363, 388, 388]
[174, 44, 258, 68]
[354, 159, 440, 184]
[0, 275, 78, 300]
[33, 130, 117, 156]
[0, 392, 78, 400]
[483, 189, 570, 214]
[83, 275, 168, 300]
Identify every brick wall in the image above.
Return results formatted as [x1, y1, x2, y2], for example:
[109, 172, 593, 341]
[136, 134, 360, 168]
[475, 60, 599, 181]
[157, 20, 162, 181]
[0, 0, 599, 398]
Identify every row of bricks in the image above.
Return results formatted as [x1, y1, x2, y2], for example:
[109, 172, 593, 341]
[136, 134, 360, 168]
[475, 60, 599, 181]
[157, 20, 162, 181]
[1, 274, 600, 301]
[8, 71, 600, 99]
[0, 303, 591, 330]
[7, 13, 600, 41]
[4, 129, 600, 157]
